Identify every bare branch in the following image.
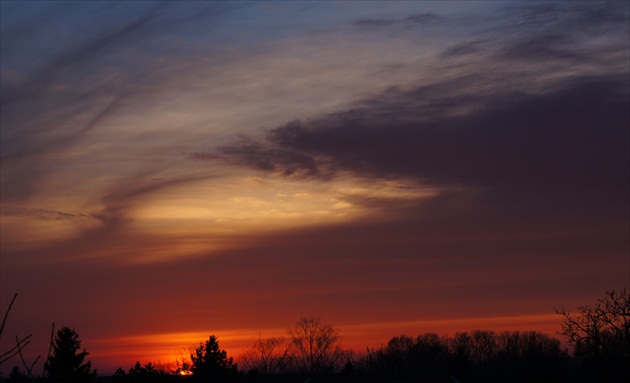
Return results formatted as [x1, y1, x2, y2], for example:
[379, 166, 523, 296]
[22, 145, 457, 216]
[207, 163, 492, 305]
[16, 335, 41, 378]
[0, 293, 18, 341]
[42, 322, 55, 378]
[0, 334, 31, 366]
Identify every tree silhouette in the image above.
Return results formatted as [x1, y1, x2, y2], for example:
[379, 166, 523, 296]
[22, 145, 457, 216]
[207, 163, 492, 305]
[190, 335, 237, 382]
[492, 331, 567, 382]
[556, 289, 630, 381]
[241, 335, 288, 375]
[363, 330, 567, 382]
[287, 316, 343, 374]
[44, 327, 96, 383]
[556, 288, 630, 358]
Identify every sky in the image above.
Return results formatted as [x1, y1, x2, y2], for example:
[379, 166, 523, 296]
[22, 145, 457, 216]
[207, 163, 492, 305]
[1, 0, 629, 376]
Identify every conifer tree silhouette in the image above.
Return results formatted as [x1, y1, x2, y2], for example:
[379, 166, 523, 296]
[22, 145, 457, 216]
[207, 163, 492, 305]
[190, 335, 237, 382]
[44, 327, 96, 383]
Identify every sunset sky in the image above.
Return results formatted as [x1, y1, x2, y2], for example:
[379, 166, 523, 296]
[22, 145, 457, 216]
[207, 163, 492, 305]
[1, 0, 629, 375]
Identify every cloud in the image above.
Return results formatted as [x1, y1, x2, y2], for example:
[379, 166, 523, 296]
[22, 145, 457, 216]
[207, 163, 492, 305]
[353, 12, 442, 28]
[195, 137, 327, 179]
[500, 33, 586, 60]
[211, 72, 628, 235]
[3, 0, 625, 263]
[0, 206, 89, 221]
[209, 1, 629, 226]
[501, 1, 628, 32]
[494, 1, 629, 61]
[436, 1, 630, 67]
[218, 76, 628, 181]
[441, 40, 487, 58]
[0, 1, 233, 203]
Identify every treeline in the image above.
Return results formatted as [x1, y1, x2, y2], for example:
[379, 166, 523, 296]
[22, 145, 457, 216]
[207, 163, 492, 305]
[356, 330, 567, 382]
[237, 322, 568, 381]
[106, 327, 626, 383]
[2, 289, 629, 382]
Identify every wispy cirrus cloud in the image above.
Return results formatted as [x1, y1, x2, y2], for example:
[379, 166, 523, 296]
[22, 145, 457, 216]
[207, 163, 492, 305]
[353, 12, 442, 28]
[0, 206, 90, 221]
[0, 1, 234, 203]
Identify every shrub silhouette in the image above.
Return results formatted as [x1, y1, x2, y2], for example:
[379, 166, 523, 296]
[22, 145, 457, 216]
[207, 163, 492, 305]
[8, 365, 27, 382]
[112, 361, 169, 383]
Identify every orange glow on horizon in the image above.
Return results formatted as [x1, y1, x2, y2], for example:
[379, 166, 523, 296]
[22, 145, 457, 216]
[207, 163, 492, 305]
[87, 313, 566, 374]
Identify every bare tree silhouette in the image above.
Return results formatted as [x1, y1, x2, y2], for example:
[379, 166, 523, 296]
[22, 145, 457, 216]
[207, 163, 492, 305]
[286, 316, 343, 374]
[241, 334, 288, 375]
[556, 288, 630, 358]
